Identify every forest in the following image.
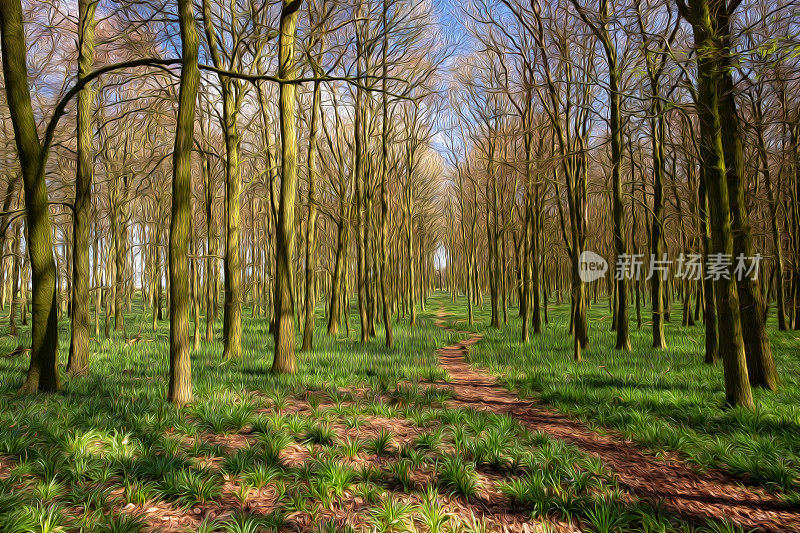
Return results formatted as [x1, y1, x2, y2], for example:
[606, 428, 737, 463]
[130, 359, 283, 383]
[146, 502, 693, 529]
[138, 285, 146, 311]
[0, 0, 800, 531]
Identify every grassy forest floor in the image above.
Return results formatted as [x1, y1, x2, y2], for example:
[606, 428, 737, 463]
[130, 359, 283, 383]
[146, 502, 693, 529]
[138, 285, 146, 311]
[0, 292, 798, 532]
[437, 296, 800, 504]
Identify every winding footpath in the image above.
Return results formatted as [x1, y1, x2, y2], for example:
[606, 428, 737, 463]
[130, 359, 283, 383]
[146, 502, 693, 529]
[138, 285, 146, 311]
[434, 308, 800, 532]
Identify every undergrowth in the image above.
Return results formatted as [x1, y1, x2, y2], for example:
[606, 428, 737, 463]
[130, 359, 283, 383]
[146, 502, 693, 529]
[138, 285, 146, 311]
[0, 295, 769, 531]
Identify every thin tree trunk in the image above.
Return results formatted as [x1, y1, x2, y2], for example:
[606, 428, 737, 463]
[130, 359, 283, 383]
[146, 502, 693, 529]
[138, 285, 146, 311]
[328, 217, 348, 335]
[9, 221, 20, 336]
[302, 36, 323, 351]
[221, 83, 242, 359]
[114, 175, 128, 334]
[699, 166, 718, 363]
[192, 229, 201, 351]
[167, 0, 199, 406]
[379, 0, 393, 347]
[67, 0, 96, 375]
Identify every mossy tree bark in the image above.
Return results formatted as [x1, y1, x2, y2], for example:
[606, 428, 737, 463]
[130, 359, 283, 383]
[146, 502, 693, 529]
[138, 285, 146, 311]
[0, 0, 61, 393]
[648, 83, 667, 350]
[681, 0, 753, 408]
[168, 0, 200, 407]
[791, 124, 800, 330]
[714, 20, 778, 390]
[272, 0, 302, 374]
[698, 165, 719, 364]
[67, 0, 97, 376]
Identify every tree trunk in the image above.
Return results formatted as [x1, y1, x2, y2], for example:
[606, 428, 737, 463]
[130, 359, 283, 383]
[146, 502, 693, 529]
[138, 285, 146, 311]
[379, 0, 393, 347]
[67, 0, 96, 375]
[221, 82, 243, 359]
[272, 0, 301, 374]
[1, 0, 61, 393]
[302, 51, 323, 351]
[327, 216, 348, 335]
[685, 0, 753, 408]
[699, 166, 718, 363]
[167, 0, 199, 406]
[716, 41, 778, 389]
[114, 175, 128, 334]
[650, 107, 667, 349]
[202, 138, 217, 342]
[607, 45, 629, 350]
[407, 187, 416, 327]
[754, 96, 787, 331]
[9, 220, 20, 337]
[192, 230, 201, 351]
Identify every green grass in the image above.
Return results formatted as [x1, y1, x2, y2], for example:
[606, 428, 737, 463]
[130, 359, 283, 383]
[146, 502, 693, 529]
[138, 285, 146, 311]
[438, 291, 800, 501]
[0, 294, 775, 531]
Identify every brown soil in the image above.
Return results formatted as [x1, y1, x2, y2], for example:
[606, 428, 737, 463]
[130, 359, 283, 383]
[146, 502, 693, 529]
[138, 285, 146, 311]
[121, 398, 568, 532]
[435, 310, 800, 532]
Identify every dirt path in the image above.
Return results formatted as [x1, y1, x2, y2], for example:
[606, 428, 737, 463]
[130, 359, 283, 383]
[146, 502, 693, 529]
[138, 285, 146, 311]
[434, 311, 800, 532]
